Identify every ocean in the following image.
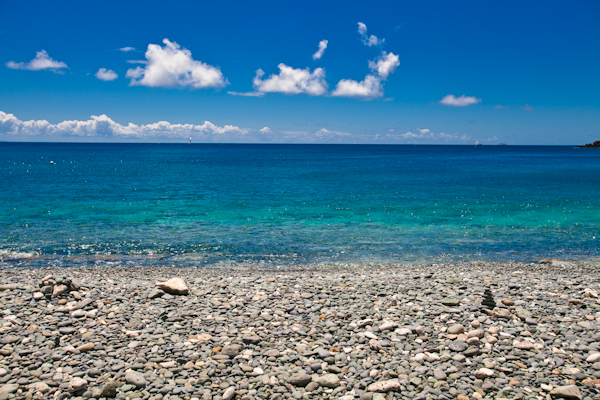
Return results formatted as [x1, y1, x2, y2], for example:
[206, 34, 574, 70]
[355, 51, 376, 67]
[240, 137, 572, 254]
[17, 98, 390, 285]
[1, 142, 599, 268]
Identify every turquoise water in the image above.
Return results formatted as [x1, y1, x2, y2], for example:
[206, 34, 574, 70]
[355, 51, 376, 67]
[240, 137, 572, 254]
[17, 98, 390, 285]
[1, 143, 599, 267]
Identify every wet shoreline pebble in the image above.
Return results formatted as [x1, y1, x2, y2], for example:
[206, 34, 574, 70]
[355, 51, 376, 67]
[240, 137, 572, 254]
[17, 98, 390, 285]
[0, 261, 599, 400]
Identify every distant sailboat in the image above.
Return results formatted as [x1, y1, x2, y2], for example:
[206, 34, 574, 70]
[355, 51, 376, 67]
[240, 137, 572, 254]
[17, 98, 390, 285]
[189, 137, 192, 145]
[475, 141, 482, 146]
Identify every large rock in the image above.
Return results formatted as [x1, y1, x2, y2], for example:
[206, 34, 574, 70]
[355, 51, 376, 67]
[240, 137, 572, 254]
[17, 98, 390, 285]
[0, 284, 20, 291]
[221, 344, 241, 358]
[366, 380, 402, 392]
[287, 374, 312, 387]
[155, 278, 189, 295]
[473, 368, 494, 379]
[442, 297, 460, 306]
[515, 307, 533, 319]
[586, 353, 600, 363]
[378, 321, 398, 331]
[447, 324, 464, 334]
[28, 382, 50, 393]
[549, 385, 582, 399]
[242, 335, 261, 344]
[0, 336, 21, 345]
[124, 370, 146, 387]
[53, 284, 68, 297]
[222, 387, 235, 400]
[449, 341, 468, 352]
[0, 384, 19, 400]
[314, 373, 339, 388]
[68, 377, 88, 392]
[100, 380, 123, 398]
[493, 307, 512, 319]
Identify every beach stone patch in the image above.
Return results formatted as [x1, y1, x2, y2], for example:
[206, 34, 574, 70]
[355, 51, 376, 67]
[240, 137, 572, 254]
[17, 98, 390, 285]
[0, 262, 598, 400]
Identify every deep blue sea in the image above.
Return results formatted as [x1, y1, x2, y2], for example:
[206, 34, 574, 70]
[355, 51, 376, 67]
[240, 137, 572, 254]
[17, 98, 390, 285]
[1, 143, 599, 268]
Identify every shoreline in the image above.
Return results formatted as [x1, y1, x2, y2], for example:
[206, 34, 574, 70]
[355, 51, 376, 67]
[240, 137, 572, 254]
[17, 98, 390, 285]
[1, 262, 599, 400]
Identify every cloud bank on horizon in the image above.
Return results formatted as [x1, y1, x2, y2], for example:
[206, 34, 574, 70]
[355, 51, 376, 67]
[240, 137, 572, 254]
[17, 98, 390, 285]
[0, 111, 479, 144]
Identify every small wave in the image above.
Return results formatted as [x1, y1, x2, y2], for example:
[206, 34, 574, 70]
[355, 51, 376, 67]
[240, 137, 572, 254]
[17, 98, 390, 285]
[0, 249, 38, 260]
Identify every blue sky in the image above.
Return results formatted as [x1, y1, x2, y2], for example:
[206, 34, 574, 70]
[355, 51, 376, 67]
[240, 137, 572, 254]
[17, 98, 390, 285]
[0, 0, 598, 144]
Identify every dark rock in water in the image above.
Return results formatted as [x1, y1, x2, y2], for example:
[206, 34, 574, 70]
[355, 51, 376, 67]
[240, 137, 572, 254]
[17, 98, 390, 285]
[481, 288, 496, 309]
[577, 140, 600, 148]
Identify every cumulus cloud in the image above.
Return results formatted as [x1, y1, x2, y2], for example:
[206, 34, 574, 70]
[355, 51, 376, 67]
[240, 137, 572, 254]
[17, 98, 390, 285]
[358, 22, 384, 46]
[125, 39, 227, 89]
[95, 68, 118, 81]
[332, 51, 399, 98]
[439, 94, 481, 107]
[312, 40, 328, 60]
[119, 47, 135, 52]
[0, 111, 251, 141]
[521, 104, 533, 111]
[6, 50, 68, 73]
[332, 74, 383, 98]
[252, 64, 328, 96]
[368, 51, 399, 79]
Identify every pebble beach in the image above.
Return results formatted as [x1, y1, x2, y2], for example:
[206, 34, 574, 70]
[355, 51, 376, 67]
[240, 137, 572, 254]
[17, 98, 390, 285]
[1, 261, 600, 400]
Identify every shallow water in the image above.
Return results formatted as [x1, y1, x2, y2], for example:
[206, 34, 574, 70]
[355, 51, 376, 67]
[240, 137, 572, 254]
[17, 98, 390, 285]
[1, 143, 599, 267]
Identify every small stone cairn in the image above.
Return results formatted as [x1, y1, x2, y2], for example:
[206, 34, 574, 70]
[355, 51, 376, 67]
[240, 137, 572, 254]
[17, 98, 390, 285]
[481, 287, 496, 309]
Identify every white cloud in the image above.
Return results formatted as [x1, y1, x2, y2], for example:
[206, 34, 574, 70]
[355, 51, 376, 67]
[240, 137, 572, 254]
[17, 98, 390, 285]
[125, 39, 227, 89]
[227, 91, 265, 97]
[126, 60, 148, 64]
[493, 105, 509, 109]
[439, 94, 481, 107]
[0, 111, 251, 140]
[95, 68, 118, 81]
[332, 74, 383, 98]
[332, 51, 399, 99]
[252, 64, 328, 96]
[259, 127, 271, 133]
[119, 47, 135, 52]
[521, 104, 533, 111]
[312, 40, 328, 60]
[368, 51, 399, 79]
[358, 22, 384, 47]
[6, 50, 68, 73]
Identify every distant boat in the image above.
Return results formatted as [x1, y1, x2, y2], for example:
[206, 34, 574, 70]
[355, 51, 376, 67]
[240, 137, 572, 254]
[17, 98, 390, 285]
[475, 141, 482, 146]
[189, 137, 192, 145]
[50, 161, 56, 164]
